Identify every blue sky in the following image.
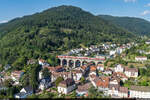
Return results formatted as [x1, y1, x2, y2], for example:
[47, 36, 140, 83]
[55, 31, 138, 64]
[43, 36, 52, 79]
[0, 0, 150, 23]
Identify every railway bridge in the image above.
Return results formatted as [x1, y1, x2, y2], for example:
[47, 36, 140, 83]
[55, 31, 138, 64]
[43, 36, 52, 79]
[57, 56, 105, 68]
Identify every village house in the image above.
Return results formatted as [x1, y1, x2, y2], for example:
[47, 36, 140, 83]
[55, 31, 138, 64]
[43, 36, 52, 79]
[135, 56, 147, 62]
[97, 76, 110, 92]
[15, 86, 33, 98]
[89, 66, 97, 76]
[116, 47, 124, 54]
[80, 65, 89, 75]
[4, 64, 11, 71]
[108, 84, 119, 97]
[145, 40, 150, 44]
[72, 70, 83, 83]
[51, 71, 72, 82]
[109, 77, 120, 85]
[11, 71, 24, 85]
[27, 59, 37, 65]
[124, 67, 138, 78]
[130, 86, 150, 98]
[114, 64, 124, 73]
[112, 72, 128, 82]
[118, 87, 128, 98]
[103, 68, 113, 75]
[38, 59, 46, 66]
[89, 74, 97, 82]
[109, 50, 116, 56]
[97, 64, 104, 72]
[57, 78, 76, 94]
[38, 78, 51, 91]
[76, 82, 91, 97]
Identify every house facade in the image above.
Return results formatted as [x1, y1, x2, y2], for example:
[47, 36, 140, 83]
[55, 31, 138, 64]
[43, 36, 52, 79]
[118, 87, 128, 98]
[11, 71, 24, 85]
[39, 78, 51, 90]
[124, 67, 138, 78]
[135, 57, 147, 62]
[114, 64, 124, 73]
[57, 78, 76, 94]
[130, 86, 150, 98]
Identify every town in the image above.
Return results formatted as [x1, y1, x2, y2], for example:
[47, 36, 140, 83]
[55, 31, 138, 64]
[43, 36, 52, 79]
[1, 40, 150, 98]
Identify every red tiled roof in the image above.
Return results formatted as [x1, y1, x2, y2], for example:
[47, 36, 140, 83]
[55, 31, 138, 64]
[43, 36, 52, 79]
[90, 66, 97, 71]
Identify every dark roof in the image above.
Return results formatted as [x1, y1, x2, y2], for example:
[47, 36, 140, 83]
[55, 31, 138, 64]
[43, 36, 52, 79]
[77, 83, 91, 92]
[24, 86, 33, 92]
[59, 78, 75, 87]
[15, 92, 27, 97]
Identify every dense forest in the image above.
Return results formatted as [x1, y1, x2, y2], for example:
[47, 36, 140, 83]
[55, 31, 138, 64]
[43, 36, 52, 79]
[99, 15, 150, 36]
[0, 5, 136, 66]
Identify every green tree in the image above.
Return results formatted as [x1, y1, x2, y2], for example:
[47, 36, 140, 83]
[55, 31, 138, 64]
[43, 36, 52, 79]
[80, 77, 86, 85]
[55, 77, 64, 87]
[4, 79, 13, 87]
[42, 67, 51, 78]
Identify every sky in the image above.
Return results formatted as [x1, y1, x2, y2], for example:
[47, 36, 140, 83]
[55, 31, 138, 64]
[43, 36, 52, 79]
[0, 0, 150, 23]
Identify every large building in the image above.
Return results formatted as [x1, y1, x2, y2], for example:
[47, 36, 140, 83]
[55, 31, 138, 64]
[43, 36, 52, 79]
[124, 67, 138, 78]
[130, 86, 150, 98]
[57, 78, 76, 94]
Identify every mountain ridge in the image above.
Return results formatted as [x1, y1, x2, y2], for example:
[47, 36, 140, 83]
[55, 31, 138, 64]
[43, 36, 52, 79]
[98, 15, 150, 36]
[0, 5, 135, 65]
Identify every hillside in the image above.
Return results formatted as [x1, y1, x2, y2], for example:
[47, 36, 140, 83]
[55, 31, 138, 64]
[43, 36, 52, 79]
[99, 15, 150, 36]
[0, 5, 135, 65]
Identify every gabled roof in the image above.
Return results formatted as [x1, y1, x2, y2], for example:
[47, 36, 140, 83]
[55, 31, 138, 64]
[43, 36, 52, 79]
[90, 66, 97, 71]
[125, 67, 138, 72]
[77, 83, 91, 92]
[59, 78, 75, 87]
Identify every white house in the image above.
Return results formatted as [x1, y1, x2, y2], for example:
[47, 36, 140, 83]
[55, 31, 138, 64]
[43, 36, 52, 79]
[57, 78, 76, 94]
[109, 77, 120, 85]
[39, 71, 43, 80]
[114, 64, 124, 73]
[116, 47, 123, 54]
[109, 50, 116, 56]
[118, 87, 128, 98]
[39, 78, 51, 91]
[145, 40, 150, 44]
[135, 56, 147, 62]
[38, 59, 46, 66]
[108, 84, 119, 96]
[97, 64, 104, 72]
[11, 71, 24, 85]
[130, 86, 150, 98]
[72, 70, 83, 82]
[103, 68, 113, 75]
[124, 67, 138, 78]
[15, 86, 33, 98]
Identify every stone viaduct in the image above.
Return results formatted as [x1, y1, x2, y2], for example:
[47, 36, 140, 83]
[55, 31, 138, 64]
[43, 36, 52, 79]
[57, 56, 105, 68]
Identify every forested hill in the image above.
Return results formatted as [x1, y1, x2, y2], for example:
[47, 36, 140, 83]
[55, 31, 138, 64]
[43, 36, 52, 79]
[99, 15, 150, 36]
[0, 5, 135, 66]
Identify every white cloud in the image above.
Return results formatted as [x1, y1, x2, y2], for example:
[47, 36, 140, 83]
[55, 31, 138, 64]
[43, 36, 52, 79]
[0, 20, 8, 24]
[141, 10, 150, 16]
[124, 0, 137, 3]
[145, 3, 150, 7]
